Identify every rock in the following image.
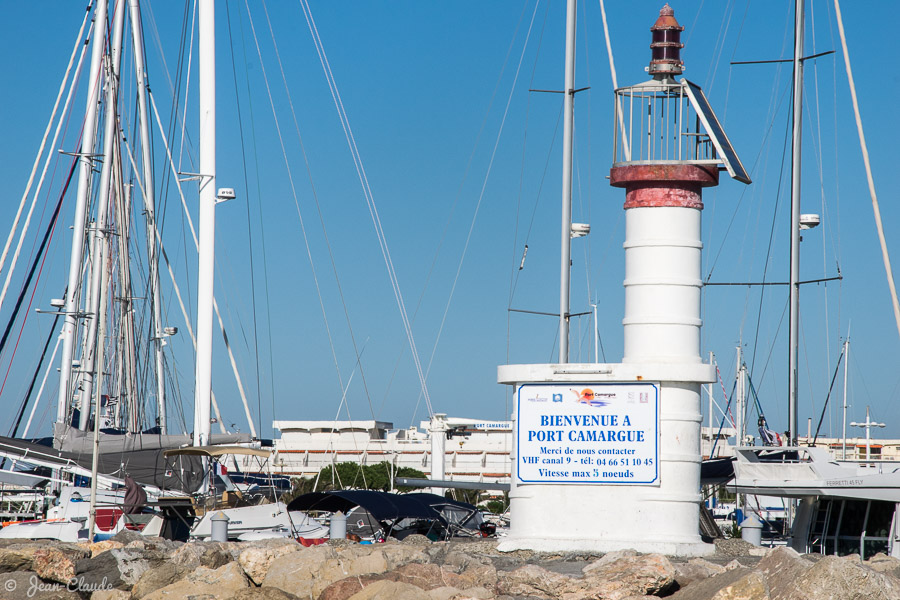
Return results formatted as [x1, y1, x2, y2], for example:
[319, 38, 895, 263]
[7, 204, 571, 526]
[442, 551, 493, 573]
[400, 534, 432, 546]
[110, 529, 144, 544]
[580, 553, 677, 598]
[75, 547, 165, 590]
[318, 562, 498, 600]
[124, 538, 181, 557]
[345, 580, 428, 600]
[380, 544, 429, 569]
[229, 588, 302, 600]
[780, 554, 900, 599]
[170, 541, 235, 570]
[0, 545, 42, 573]
[142, 561, 250, 600]
[0, 542, 85, 573]
[583, 549, 639, 572]
[496, 564, 573, 599]
[866, 553, 900, 579]
[428, 586, 494, 600]
[80, 540, 124, 558]
[33, 548, 79, 584]
[674, 557, 728, 588]
[239, 540, 303, 584]
[90, 590, 131, 600]
[715, 538, 757, 557]
[262, 544, 426, 599]
[318, 577, 370, 600]
[0, 570, 75, 600]
[755, 546, 814, 593]
[130, 562, 190, 599]
[668, 568, 768, 600]
[724, 560, 744, 570]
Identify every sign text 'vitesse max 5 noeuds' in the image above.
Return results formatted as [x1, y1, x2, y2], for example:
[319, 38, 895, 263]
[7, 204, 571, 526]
[516, 383, 659, 485]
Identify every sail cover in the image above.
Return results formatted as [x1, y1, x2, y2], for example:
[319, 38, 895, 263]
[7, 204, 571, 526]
[0, 434, 205, 493]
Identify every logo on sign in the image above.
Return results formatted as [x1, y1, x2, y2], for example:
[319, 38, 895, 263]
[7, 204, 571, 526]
[552, 394, 563, 403]
[572, 388, 612, 407]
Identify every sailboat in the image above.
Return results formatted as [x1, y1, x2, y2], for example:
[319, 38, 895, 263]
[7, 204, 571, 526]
[721, 0, 900, 558]
[0, 0, 326, 542]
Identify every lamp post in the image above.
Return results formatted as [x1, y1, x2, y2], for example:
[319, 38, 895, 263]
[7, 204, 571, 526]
[850, 406, 885, 461]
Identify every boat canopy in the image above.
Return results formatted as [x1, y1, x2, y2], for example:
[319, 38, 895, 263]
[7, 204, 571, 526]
[162, 445, 272, 459]
[288, 490, 476, 523]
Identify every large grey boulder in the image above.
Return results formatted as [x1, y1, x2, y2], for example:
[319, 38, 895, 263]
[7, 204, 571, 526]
[495, 564, 572, 600]
[776, 554, 900, 599]
[317, 562, 498, 600]
[343, 580, 431, 600]
[673, 557, 728, 588]
[74, 546, 165, 590]
[130, 562, 191, 599]
[261, 544, 427, 599]
[668, 567, 769, 600]
[238, 539, 304, 584]
[229, 588, 302, 600]
[0, 542, 85, 574]
[32, 547, 88, 584]
[581, 553, 677, 598]
[141, 561, 250, 600]
[0, 570, 80, 600]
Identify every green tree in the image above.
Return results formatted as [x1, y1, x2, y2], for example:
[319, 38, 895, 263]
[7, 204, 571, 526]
[281, 462, 427, 502]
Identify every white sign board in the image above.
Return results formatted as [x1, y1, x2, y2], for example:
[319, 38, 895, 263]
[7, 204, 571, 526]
[516, 383, 659, 485]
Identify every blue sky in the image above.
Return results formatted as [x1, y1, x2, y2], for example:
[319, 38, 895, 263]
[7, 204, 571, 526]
[0, 1, 897, 442]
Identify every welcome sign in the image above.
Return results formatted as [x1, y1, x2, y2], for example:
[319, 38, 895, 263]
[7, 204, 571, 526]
[516, 382, 659, 485]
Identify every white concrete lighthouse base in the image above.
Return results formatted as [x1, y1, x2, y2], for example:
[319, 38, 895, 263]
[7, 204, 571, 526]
[498, 362, 715, 558]
[498, 536, 713, 557]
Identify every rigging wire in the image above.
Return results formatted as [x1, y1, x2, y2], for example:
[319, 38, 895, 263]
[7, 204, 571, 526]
[0, 5, 92, 291]
[242, 0, 366, 420]
[232, 1, 277, 438]
[0, 158, 76, 405]
[261, 0, 381, 422]
[412, 1, 541, 421]
[833, 0, 900, 344]
[298, 0, 435, 418]
[224, 0, 263, 436]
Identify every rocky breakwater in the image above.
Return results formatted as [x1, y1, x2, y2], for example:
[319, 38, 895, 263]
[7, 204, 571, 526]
[0, 533, 898, 599]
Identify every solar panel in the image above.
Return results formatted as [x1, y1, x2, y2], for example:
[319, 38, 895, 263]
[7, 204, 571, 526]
[683, 80, 752, 184]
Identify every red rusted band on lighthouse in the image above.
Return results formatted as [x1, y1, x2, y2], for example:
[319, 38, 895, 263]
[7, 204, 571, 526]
[609, 164, 719, 209]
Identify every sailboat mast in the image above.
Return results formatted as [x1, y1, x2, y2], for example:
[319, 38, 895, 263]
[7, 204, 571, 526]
[79, 0, 127, 430]
[128, 0, 167, 433]
[841, 329, 850, 459]
[558, 0, 576, 364]
[193, 0, 216, 447]
[56, 0, 109, 432]
[788, 0, 805, 444]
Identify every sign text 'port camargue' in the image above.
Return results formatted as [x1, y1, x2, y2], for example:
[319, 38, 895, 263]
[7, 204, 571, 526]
[516, 383, 659, 485]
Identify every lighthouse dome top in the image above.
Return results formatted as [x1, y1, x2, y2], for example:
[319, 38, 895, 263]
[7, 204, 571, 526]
[649, 4, 684, 77]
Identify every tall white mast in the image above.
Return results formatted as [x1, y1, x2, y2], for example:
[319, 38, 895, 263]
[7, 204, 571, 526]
[788, 0, 805, 444]
[79, 0, 127, 430]
[735, 346, 744, 445]
[56, 0, 109, 430]
[128, 0, 167, 433]
[558, 0, 577, 364]
[193, 0, 216, 447]
[841, 329, 850, 459]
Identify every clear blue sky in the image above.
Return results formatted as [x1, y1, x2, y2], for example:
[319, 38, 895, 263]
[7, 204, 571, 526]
[0, 1, 896, 441]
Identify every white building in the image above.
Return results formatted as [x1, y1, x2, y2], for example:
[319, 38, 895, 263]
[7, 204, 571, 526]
[267, 418, 513, 485]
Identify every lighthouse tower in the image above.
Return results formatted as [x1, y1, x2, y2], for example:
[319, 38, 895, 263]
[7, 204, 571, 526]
[498, 4, 749, 556]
